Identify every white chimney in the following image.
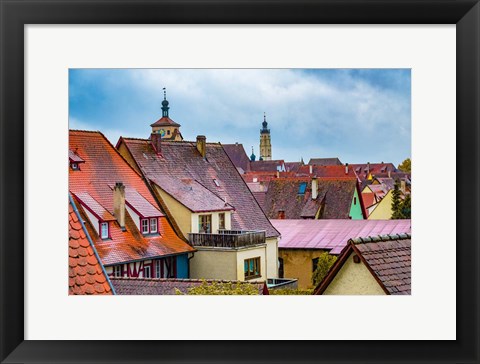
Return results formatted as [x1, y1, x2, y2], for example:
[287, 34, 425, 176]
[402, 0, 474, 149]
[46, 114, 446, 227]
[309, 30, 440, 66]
[309, 165, 313, 174]
[345, 163, 349, 175]
[312, 177, 318, 200]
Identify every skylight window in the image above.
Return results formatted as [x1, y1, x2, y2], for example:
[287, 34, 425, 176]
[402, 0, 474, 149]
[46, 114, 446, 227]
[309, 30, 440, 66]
[298, 182, 307, 195]
[213, 179, 220, 187]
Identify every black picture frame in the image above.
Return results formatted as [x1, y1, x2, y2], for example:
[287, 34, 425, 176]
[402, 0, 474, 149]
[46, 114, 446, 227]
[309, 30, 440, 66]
[1, 1, 478, 363]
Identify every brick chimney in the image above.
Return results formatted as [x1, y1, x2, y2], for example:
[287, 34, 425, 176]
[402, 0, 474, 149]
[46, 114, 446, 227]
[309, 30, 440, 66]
[151, 132, 162, 155]
[196, 135, 206, 158]
[311, 177, 318, 200]
[113, 182, 126, 230]
[345, 163, 349, 175]
[367, 162, 370, 175]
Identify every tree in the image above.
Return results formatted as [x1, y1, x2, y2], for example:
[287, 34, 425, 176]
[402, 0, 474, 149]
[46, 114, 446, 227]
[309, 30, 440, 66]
[400, 194, 411, 219]
[391, 180, 404, 219]
[312, 252, 337, 287]
[398, 158, 411, 172]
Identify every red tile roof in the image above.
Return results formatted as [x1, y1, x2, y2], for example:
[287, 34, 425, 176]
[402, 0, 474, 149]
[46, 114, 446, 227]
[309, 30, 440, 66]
[308, 157, 343, 166]
[284, 161, 303, 173]
[263, 177, 361, 220]
[314, 233, 411, 295]
[110, 277, 268, 295]
[361, 192, 377, 210]
[151, 175, 235, 213]
[69, 130, 194, 266]
[119, 138, 280, 238]
[250, 160, 285, 172]
[150, 116, 180, 127]
[271, 219, 411, 254]
[222, 143, 251, 173]
[69, 149, 85, 163]
[123, 187, 164, 218]
[74, 191, 117, 221]
[69, 198, 113, 295]
[296, 165, 356, 178]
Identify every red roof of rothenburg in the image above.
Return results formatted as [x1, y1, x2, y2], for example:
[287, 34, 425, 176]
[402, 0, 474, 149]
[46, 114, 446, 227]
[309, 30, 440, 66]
[69, 130, 194, 265]
[150, 116, 181, 127]
[68, 200, 113, 295]
[271, 219, 411, 254]
[120, 138, 280, 238]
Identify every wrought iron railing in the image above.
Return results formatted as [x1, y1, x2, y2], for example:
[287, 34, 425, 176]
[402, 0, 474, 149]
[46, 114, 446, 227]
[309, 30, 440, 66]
[188, 230, 266, 248]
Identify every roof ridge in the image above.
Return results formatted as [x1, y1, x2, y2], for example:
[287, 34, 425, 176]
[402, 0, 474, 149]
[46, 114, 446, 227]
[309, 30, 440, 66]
[350, 232, 411, 244]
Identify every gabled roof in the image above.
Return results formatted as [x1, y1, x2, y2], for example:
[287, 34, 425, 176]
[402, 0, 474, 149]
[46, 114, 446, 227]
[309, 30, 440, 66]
[295, 165, 357, 178]
[314, 233, 411, 295]
[73, 191, 116, 221]
[308, 157, 343, 166]
[110, 277, 269, 295]
[69, 130, 194, 265]
[284, 161, 303, 173]
[69, 196, 114, 295]
[222, 143, 251, 173]
[151, 175, 235, 213]
[118, 138, 280, 238]
[250, 160, 285, 172]
[150, 116, 181, 127]
[271, 219, 411, 254]
[69, 149, 85, 163]
[263, 177, 360, 220]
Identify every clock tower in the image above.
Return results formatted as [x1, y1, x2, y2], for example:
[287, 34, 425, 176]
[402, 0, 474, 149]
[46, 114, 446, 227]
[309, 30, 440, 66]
[150, 88, 183, 141]
[259, 113, 272, 161]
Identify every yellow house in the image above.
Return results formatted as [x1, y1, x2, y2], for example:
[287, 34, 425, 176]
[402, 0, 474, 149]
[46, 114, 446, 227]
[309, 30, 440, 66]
[367, 189, 393, 219]
[117, 132, 281, 282]
[314, 233, 411, 295]
[271, 219, 412, 289]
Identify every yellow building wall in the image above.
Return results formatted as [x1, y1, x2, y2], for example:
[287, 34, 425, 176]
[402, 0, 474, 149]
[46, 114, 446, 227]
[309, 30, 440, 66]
[368, 190, 393, 220]
[154, 186, 192, 239]
[189, 248, 238, 280]
[279, 249, 330, 289]
[190, 211, 232, 234]
[235, 245, 267, 281]
[266, 237, 279, 278]
[323, 252, 386, 295]
[117, 142, 142, 174]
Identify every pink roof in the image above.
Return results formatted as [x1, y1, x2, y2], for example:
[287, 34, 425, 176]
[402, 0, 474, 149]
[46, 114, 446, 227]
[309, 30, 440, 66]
[272, 219, 411, 254]
[125, 188, 164, 218]
[73, 192, 116, 221]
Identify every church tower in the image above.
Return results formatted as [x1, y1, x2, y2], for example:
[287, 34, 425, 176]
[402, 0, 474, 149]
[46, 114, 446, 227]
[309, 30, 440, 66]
[259, 113, 272, 161]
[150, 88, 183, 141]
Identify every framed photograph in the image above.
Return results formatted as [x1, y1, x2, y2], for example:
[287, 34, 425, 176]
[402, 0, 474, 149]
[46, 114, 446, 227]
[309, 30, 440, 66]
[1, 1, 478, 363]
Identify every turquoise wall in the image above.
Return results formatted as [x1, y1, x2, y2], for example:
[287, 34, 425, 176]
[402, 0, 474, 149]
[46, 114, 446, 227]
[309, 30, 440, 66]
[176, 254, 189, 278]
[349, 188, 364, 220]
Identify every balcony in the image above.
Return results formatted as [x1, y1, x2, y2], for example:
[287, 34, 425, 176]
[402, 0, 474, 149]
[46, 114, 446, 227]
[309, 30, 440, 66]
[188, 230, 266, 249]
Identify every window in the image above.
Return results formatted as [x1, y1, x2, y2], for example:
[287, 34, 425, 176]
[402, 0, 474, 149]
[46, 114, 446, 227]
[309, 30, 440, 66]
[71, 162, 79, 170]
[218, 213, 225, 230]
[312, 258, 319, 272]
[278, 258, 284, 278]
[143, 265, 151, 278]
[100, 222, 109, 239]
[141, 219, 149, 234]
[198, 215, 212, 233]
[114, 265, 123, 277]
[213, 179, 220, 187]
[277, 210, 285, 219]
[244, 257, 261, 280]
[155, 260, 162, 278]
[150, 218, 158, 233]
[354, 197, 357, 205]
[167, 130, 171, 135]
[298, 182, 307, 195]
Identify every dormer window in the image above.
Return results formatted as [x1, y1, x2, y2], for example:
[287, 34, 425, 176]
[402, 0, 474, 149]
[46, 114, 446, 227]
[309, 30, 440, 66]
[150, 218, 158, 233]
[213, 179, 220, 187]
[100, 222, 109, 239]
[141, 219, 149, 234]
[69, 149, 85, 170]
[71, 162, 79, 170]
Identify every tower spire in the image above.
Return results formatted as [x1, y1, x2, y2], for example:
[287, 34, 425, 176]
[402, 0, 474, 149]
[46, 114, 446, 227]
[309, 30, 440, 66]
[161, 87, 169, 117]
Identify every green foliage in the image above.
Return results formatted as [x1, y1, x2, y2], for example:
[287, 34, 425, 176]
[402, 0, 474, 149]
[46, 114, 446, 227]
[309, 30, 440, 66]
[270, 288, 314, 295]
[176, 280, 260, 295]
[311, 252, 337, 286]
[391, 180, 411, 219]
[398, 158, 411, 172]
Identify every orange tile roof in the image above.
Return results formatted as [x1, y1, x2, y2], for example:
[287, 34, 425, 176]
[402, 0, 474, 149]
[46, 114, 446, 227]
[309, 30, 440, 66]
[150, 116, 181, 127]
[69, 130, 194, 266]
[69, 198, 113, 295]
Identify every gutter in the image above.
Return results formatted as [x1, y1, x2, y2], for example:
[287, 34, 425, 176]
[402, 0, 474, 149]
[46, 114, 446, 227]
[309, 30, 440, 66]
[69, 194, 117, 295]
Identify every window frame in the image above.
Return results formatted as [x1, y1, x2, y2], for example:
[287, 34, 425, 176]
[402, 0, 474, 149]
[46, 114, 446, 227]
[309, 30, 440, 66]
[100, 222, 109, 239]
[143, 265, 151, 278]
[141, 218, 149, 234]
[150, 217, 158, 233]
[198, 214, 212, 233]
[218, 212, 225, 230]
[244, 257, 261, 280]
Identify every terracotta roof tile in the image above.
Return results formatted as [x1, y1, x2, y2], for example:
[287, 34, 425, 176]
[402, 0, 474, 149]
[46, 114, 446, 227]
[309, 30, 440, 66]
[308, 158, 343, 166]
[68, 200, 113, 295]
[69, 130, 195, 266]
[352, 234, 411, 294]
[110, 277, 268, 295]
[150, 116, 181, 127]
[120, 138, 279, 238]
[263, 177, 360, 220]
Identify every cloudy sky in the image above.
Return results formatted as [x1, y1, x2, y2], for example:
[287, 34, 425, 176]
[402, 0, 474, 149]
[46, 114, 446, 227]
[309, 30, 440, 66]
[69, 69, 411, 165]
